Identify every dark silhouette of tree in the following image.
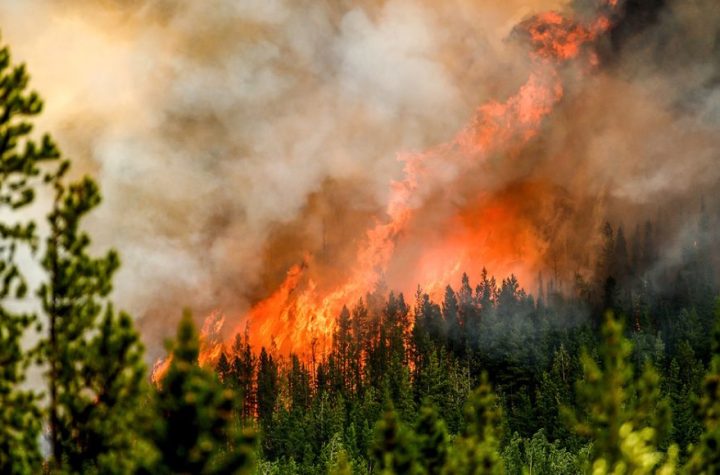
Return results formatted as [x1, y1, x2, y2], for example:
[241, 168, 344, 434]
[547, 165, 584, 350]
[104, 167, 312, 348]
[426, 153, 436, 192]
[257, 346, 279, 433]
[686, 303, 720, 473]
[149, 310, 256, 474]
[370, 402, 418, 474]
[415, 402, 449, 474]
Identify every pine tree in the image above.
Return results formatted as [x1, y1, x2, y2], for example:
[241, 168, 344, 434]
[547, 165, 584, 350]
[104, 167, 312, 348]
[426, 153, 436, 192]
[257, 346, 279, 432]
[459, 273, 477, 353]
[443, 286, 462, 354]
[0, 304, 41, 475]
[415, 402, 449, 474]
[149, 310, 256, 474]
[414, 349, 450, 412]
[332, 305, 352, 395]
[349, 299, 369, 395]
[613, 225, 629, 282]
[370, 402, 419, 474]
[39, 169, 153, 472]
[78, 307, 156, 473]
[288, 354, 311, 411]
[666, 359, 693, 454]
[0, 36, 60, 474]
[231, 327, 256, 421]
[477, 268, 496, 312]
[216, 351, 231, 385]
[685, 302, 720, 474]
[634, 360, 672, 449]
[446, 373, 504, 475]
[563, 312, 675, 473]
[412, 288, 447, 380]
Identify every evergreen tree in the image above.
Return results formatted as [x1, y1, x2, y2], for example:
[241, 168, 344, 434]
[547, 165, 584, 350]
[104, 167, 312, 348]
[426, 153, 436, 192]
[477, 268, 496, 313]
[0, 36, 60, 474]
[685, 303, 720, 473]
[446, 373, 504, 475]
[563, 312, 675, 473]
[443, 286, 462, 354]
[370, 402, 419, 475]
[257, 346, 279, 432]
[502, 430, 582, 475]
[415, 402, 449, 474]
[459, 273, 477, 353]
[39, 169, 153, 472]
[412, 290, 443, 370]
[613, 225, 629, 282]
[149, 310, 256, 474]
[288, 354, 311, 411]
[216, 351, 231, 385]
[349, 299, 369, 395]
[666, 343, 704, 455]
[79, 308, 155, 473]
[231, 327, 256, 421]
[332, 305, 352, 395]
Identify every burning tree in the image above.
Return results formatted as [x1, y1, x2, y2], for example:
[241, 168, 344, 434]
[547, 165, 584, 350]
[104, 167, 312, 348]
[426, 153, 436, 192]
[148, 310, 256, 475]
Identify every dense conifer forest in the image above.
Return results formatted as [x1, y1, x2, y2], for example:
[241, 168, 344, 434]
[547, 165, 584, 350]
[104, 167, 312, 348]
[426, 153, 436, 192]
[2, 11, 720, 475]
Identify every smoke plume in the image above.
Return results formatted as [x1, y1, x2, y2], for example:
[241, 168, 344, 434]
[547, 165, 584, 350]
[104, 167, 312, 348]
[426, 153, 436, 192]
[1, 0, 718, 359]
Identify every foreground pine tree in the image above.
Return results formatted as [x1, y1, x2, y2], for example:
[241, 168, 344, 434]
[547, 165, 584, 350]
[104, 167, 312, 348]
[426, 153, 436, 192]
[148, 310, 256, 474]
[415, 402, 450, 474]
[685, 303, 720, 474]
[446, 373, 504, 475]
[39, 169, 153, 472]
[564, 312, 677, 474]
[0, 36, 59, 473]
[370, 401, 419, 475]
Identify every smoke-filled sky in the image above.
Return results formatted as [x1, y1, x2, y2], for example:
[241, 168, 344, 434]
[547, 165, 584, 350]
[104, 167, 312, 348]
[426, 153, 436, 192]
[1, 0, 718, 357]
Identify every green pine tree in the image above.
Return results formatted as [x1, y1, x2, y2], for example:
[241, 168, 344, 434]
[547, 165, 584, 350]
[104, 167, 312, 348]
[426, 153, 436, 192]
[78, 307, 156, 473]
[39, 172, 152, 473]
[563, 312, 675, 473]
[149, 309, 256, 474]
[370, 401, 419, 475]
[0, 35, 60, 474]
[231, 327, 256, 421]
[257, 346, 279, 434]
[445, 373, 504, 475]
[685, 301, 720, 474]
[415, 402, 449, 474]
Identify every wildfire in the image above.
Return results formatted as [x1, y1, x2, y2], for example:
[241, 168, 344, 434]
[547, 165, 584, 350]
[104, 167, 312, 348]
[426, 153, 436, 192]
[150, 311, 227, 384]
[152, 0, 621, 380]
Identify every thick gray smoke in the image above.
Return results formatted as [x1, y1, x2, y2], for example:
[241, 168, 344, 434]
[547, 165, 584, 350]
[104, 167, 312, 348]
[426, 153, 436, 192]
[0, 0, 718, 357]
[0, 0, 564, 355]
[536, 0, 720, 282]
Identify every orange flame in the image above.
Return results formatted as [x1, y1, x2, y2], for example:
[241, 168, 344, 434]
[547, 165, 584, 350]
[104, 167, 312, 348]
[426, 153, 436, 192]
[151, 356, 172, 386]
[153, 1, 621, 377]
[151, 311, 227, 384]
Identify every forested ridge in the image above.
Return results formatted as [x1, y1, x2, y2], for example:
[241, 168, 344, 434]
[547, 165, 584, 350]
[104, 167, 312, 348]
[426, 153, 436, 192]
[1, 35, 720, 475]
